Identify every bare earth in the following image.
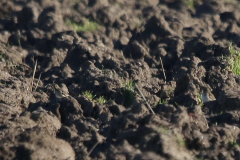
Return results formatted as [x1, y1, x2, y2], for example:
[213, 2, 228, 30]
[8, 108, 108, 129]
[1, 0, 240, 159]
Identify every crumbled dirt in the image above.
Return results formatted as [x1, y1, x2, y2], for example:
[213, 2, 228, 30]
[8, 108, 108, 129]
[1, 0, 240, 159]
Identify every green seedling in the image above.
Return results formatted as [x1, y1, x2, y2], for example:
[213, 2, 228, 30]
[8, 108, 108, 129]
[158, 98, 168, 105]
[65, 18, 100, 32]
[95, 96, 110, 104]
[122, 79, 136, 107]
[82, 90, 96, 100]
[197, 92, 204, 107]
[184, 0, 197, 8]
[82, 90, 110, 104]
[228, 141, 239, 148]
[18, 38, 21, 48]
[89, 126, 93, 133]
[153, 102, 158, 108]
[154, 98, 168, 107]
[228, 42, 240, 75]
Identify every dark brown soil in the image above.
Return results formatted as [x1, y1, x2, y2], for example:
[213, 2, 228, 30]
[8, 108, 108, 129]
[1, 0, 240, 159]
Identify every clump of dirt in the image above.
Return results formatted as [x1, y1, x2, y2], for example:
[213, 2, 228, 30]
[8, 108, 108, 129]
[1, 0, 240, 159]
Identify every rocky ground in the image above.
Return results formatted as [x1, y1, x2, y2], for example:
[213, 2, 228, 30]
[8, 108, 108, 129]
[1, 0, 240, 159]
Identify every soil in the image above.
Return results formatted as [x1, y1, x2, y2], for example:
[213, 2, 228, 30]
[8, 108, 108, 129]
[1, 0, 240, 159]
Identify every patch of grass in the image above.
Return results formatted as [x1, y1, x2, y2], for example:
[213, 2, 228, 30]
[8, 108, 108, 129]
[95, 96, 110, 104]
[228, 42, 240, 75]
[184, 0, 197, 8]
[82, 90, 110, 104]
[65, 18, 100, 32]
[82, 90, 96, 100]
[122, 79, 136, 107]
[159, 98, 168, 105]
[154, 98, 168, 107]
[228, 141, 239, 148]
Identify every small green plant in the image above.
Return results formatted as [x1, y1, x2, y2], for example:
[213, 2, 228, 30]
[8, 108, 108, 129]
[228, 42, 240, 75]
[197, 92, 204, 107]
[65, 18, 100, 32]
[122, 79, 136, 107]
[89, 127, 93, 133]
[154, 98, 168, 107]
[228, 141, 239, 148]
[82, 90, 96, 100]
[158, 98, 168, 105]
[184, 0, 197, 8]
[95, 96, 110, 104]
[82, 90, 110, 104]
[18, 38, 21, 48]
